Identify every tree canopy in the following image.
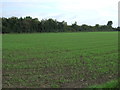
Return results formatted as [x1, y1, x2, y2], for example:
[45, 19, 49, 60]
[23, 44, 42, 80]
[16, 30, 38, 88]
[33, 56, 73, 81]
[1, 16, 118, 33]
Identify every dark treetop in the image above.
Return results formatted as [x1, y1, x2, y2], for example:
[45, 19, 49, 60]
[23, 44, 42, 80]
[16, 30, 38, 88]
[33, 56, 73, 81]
[1, 16, 119, 33]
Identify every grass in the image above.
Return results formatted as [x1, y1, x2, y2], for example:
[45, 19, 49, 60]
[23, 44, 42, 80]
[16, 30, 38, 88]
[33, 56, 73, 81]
[89, 79, 119, 88]
[2, 32, 118, 88]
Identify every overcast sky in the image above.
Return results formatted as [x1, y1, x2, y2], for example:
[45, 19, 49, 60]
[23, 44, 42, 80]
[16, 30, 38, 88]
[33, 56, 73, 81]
[1, 0, 119, 27]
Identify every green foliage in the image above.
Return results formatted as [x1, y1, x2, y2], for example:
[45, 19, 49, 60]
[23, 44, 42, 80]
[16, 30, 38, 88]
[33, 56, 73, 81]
[50, 83, 60, 88]
[2, 16, 117, 33]
[89, 79, 119, 88]
[107, 21, 113, 27]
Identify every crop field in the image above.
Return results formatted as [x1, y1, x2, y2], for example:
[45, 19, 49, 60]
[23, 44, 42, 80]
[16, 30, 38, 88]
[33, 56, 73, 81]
[2, 32, 118, 88]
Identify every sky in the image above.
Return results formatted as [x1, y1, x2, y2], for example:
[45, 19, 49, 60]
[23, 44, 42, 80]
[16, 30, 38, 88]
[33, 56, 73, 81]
[1, 0, 119, 27]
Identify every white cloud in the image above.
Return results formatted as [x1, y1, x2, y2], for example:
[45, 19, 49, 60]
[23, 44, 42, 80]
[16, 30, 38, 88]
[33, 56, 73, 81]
[1, 0, 119, 27]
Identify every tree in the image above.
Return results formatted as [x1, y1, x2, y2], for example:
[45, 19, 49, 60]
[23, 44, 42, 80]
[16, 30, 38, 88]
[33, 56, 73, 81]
[1, 16, 117, 33]
[106, 21, 113, 31]
[71, 21, 79, 32]
[116, 27, 120, 31]
[107, 21, 113, 27]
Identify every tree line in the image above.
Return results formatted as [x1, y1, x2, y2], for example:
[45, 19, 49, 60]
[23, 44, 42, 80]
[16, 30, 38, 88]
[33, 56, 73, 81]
[1, 16, 120, 33]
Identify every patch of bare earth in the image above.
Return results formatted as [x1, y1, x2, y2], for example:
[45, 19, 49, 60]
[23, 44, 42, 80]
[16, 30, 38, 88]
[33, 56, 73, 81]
[61, 73, 118, 88]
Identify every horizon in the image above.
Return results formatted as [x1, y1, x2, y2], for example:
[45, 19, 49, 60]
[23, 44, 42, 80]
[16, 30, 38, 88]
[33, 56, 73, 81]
[1, 0, 119, 27]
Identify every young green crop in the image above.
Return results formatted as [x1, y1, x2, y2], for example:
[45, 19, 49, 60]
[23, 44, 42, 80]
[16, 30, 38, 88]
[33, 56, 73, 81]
[2, 32, 118, 88]
[89, 79, 119, 88]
